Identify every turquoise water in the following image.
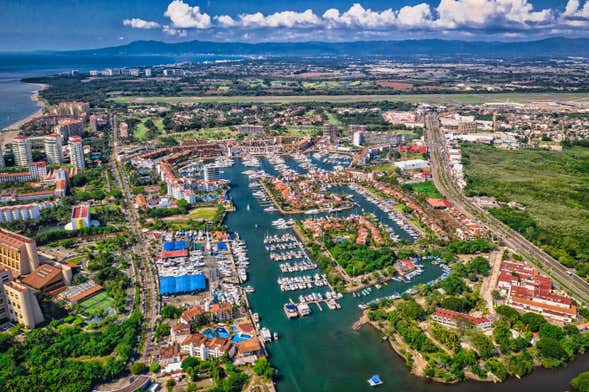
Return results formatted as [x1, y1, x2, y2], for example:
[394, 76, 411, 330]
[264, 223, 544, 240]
[222, 159, 587, 392]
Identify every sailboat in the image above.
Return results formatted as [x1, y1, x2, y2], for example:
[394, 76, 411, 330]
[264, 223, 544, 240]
[246, 204, 250, 211]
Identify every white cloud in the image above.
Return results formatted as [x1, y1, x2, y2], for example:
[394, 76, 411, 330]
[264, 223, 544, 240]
[562, 0, 589, 18]
[218, 9, 320, 28]
[122, 18, 160, 29]
[435, 0, 553, 29]
[164, 0, 211, 29]
[397, 4, 433, 28]
[322, 3, 396, 28]
[121, 1, 589, 41]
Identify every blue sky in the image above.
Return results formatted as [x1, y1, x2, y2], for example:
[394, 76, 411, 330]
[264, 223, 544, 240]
[0, 0, 587, 51]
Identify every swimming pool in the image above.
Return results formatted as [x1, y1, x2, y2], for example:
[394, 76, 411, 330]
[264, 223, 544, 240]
[215, 327, 230, 339]
[231, 333, 252, 343]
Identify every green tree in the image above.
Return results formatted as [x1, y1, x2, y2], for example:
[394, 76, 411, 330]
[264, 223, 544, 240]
[571, 371, 589, 392]
[130, 362, 147, 375]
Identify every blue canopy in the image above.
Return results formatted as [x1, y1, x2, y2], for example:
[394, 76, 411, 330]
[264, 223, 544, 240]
[217, 242, 227, 251]
[160, 274, 206, 295]
[163, 241, 187, 251]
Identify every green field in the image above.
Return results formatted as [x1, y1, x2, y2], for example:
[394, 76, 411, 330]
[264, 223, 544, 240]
[408, 181, 443, 198]
[110, 92, 589, 105]
[462, 144, 589, 275]
[80, 292, 114, 313]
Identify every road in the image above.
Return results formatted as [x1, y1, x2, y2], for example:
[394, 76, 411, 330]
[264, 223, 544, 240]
[109, 113, 160, 362]
[424, 114, 589, 306]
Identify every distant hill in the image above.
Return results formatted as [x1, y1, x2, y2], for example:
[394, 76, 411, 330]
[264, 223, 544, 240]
[62, 37, 589, 58]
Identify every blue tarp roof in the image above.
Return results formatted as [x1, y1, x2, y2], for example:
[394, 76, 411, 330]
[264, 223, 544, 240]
[163, 241, 187, 251]
[217, 242, 227, 251]
[160, 274, 206, 295]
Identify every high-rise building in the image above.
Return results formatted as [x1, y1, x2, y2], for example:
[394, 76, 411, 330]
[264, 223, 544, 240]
[44, 134, 63, 164]
[68, 136, 85, 170]
[0, 228, 40, 277]
[12, 136, 32, 167]
[1, 278, 44, 329]
[0, 147, 5, 168]
[323, 124, 338, 143]
[203, 165, 221, 183]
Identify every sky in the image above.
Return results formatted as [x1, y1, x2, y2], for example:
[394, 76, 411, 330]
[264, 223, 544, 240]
[0, 0, 588, 51]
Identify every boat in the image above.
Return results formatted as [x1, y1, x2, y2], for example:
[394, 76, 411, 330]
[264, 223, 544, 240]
[273, 332, 279, 341]
[283, 303, 299, 318]
[368, 374, 383, 387]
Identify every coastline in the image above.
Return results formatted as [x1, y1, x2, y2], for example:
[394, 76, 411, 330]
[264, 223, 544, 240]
[1, 83, 48, 147]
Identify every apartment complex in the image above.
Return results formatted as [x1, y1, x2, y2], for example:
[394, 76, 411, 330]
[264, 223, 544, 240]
[1, 278, 44, 329]
[44, 134, 63, 164]
[12, 136, 32, 167]
[68, 136, 85, 170]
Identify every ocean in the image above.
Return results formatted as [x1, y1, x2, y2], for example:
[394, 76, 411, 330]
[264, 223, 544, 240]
[0, 53, 239, 129]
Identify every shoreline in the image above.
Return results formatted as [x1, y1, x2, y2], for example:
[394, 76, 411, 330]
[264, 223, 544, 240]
[2, 82, 48, 133]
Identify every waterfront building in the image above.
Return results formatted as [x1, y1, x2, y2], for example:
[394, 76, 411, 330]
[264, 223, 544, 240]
[68, 136, 85, 170]
[12, 136, 32, 167]
[0, 228, 39, 276]
[203, 165, 221, 183]
[71, 203, 90, 229]
[44, 134, 63, 164]
[51, 102, 89, 119]
[144, 68, 152, 77]
[432, 307, 491, 330]
[0, 147, 4, 168]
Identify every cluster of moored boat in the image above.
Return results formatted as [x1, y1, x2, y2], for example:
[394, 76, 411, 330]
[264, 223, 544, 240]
[279, 261, 317, 273]
[277, 274, 329, 291]
[350, 184, 421, 241]
[231, 238, 249, 283]
[271, 218, 294, 230]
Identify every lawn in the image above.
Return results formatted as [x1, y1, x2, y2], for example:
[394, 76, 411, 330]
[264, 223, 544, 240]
[80, 292, 114, 313]
[189, 207, 218, 221]
[462, 143, 589, 274]
[409, 181, 443, 198]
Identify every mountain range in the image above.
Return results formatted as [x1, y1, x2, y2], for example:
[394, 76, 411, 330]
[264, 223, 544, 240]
[62, 37, 589, 58]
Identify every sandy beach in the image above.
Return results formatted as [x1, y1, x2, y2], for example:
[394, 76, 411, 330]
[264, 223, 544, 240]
[0, 83, 47, 147]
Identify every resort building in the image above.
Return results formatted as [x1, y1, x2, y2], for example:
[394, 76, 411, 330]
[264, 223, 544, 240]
[68, 136, 85, 170]
[44, 134, 63, 164]
[497, 260, 577, 322]
[12, 136, 32, 167]
[0, 228, 39, 276]
[432, 307, 492, 330]
[180, 333, 235, 360]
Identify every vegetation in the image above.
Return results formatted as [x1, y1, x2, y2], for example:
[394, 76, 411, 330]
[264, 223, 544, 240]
[462, 143, 589, 275]
[0, 312, 142, 392]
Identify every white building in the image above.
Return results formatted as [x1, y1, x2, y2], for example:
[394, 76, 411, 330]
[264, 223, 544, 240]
[12, 136, 32, 167]
[44, 134, 63, 164]
[68, 136, 85, 170]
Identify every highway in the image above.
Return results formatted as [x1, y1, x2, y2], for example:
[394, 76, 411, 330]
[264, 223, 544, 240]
[424, 115, 589, 306]
[109, 114, 160, 362]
